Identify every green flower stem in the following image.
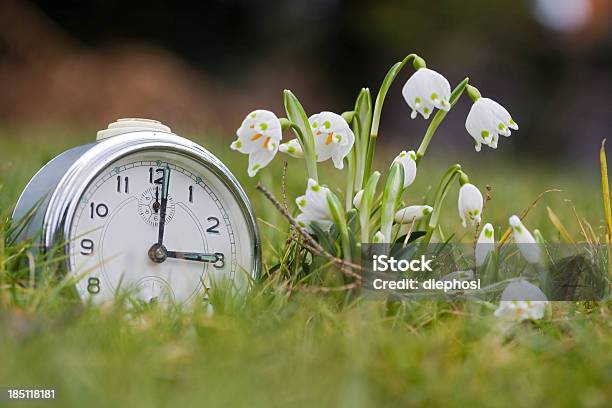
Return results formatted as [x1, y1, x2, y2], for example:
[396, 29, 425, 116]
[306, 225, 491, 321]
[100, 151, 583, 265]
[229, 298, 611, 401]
[415, 78, 470, 164]
[365, 53, 419, 180]
[345, 152, 355, 211]
[352, 88, 372, 192]
[360, 171, 381, 243]
[327, 192, 351, 264]
[380, 162, 404, 242]
[283, 90, 318, 182]
[420, 164, 462, 249]
[287, 124, 318, 181]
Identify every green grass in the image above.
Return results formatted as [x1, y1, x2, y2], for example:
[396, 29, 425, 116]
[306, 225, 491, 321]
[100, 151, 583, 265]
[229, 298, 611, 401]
[0, 127, 611, 407]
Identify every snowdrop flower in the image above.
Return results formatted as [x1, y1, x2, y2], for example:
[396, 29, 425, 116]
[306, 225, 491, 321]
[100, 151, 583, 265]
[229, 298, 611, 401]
[309, 111, 355, 169]
[509, 215, 542, 264]
[352, 189, 364, 208]
[231, 110, 282, 177]
[392, 150, 417, 188]
[295, 179, 334, 231]
[396, 206, 433, 238]
[458, 183, 483, 227]
[395, 205, 432, 223]
[372, 230, 385, 243]
[475, 223, 495, 267]
[494, 280, 548, 322]
[465, 97, 518, 152]
[279, 139, 303, 158]
[402, 68, 451, 120]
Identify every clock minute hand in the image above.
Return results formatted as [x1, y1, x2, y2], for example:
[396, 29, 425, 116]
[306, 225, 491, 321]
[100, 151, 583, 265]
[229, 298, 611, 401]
[157, 165, 171, 246]
[166, 251, 220, 264]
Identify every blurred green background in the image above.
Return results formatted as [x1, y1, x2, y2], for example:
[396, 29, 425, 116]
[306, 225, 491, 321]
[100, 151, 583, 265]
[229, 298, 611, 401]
[1, 0, 611, 243]
[1, 2, 611, 407]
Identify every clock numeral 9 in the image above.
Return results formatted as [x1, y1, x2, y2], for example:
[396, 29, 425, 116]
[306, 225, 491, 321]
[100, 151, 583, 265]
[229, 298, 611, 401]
[80, 238, 94, 255]
[90, 202, 108, 219]
[87, 277, 100, 294]
[206, 217, 220, 234]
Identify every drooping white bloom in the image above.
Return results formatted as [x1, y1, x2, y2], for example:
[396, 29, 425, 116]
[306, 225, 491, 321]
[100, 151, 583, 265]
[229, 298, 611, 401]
[394, 205, 432, 223]
[309, 111, 355, 169]
[475, 223, 495, 267]
[231, 110, 282, 177]
[353, 189, 364, 208]
[372, 230, 385, 243]
[494, 280, 548, 322]
[458, 183, 483, 227]
[295, 179, 334, 231]
[402, 68, 451, 120]
[392, 150, 417, 188]
[279, 139, 303, 158]
[465, 97, 518, 152]
[396, 205, 433, 238]
[509, 215, 542, 264]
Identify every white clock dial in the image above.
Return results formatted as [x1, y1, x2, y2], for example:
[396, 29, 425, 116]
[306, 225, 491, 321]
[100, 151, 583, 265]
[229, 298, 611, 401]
[68, 150, 254, 304]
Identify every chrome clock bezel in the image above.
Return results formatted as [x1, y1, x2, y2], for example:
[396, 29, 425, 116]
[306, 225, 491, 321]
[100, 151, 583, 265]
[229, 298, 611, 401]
[20, 130, 261, 284]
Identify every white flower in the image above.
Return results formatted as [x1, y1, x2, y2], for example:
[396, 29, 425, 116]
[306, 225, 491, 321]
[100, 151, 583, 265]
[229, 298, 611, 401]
[372, 230, 385, 243]
[494, 280, 548, 322]
[509, 215, 542, 264]
[295, 179, 334, 231]
[465, 97, 518, 152]
[279, 139, 303, 158]
[475, 223, 495, 267]
[392, 150, 417, 188]
[402, 68, 451, 120]
[394, 205, 432, 223]
[309, 111, 355, 169]
[231, 110, 282, 177]
[353, 189, 364, 208]
[458, 183, 483, 227]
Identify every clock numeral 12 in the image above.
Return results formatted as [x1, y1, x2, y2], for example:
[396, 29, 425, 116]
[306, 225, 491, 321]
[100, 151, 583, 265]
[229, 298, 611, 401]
[149, 168, 164, 184]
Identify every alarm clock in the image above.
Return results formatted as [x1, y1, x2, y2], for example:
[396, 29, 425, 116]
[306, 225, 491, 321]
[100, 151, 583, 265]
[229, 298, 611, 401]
[12, 118, 261, 304]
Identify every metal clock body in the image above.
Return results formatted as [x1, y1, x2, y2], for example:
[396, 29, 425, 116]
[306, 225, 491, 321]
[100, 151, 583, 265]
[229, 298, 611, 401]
[12, 118, 261, 304]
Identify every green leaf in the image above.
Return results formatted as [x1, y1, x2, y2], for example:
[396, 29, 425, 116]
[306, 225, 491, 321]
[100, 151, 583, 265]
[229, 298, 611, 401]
[283, 90, 318, 181]
[352, 88, 372, 191]
[327, 191, 351, 262]
[380, 162, 404, 242]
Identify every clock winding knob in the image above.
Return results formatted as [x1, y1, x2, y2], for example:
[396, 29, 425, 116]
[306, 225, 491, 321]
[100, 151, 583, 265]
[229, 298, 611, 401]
[96, 118, 172, 141]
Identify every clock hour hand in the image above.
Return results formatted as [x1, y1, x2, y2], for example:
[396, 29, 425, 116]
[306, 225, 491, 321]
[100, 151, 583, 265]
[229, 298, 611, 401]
[166, 251, 220, 264]
[157, 166, 171, 246]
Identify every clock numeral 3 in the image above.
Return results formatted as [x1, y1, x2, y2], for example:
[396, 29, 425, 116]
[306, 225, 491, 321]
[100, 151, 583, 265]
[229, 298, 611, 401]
[206, 217, 220, 234]
[87, 277, 100, 294]
[90, 202, 108, 219]
[213, 253, 225, 269]
[80, 238, 94, 255]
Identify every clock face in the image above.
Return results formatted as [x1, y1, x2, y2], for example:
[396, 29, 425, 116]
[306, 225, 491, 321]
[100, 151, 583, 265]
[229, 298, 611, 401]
[67, 150, 255, 304]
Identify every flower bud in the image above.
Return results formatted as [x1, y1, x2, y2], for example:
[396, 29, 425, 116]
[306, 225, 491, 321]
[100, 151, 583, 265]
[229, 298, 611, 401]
[458, 183, 483, 227]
